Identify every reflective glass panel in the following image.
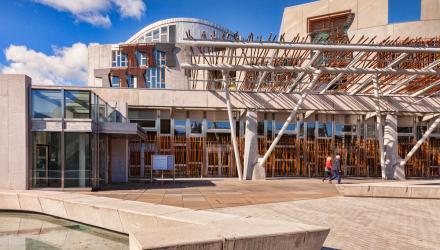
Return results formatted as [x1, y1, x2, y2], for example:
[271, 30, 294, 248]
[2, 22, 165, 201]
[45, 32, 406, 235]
[207, 121, 230, 129]
[160, 119, 171, 134]
[318, 122, 333, 137]
[64, 133, 91, 188]
[64, 90, 90, 119]
[174, 120, 186, 136]
[190, 120, 202, 134]
[32, 132, 61, 188]
[32, 90, 62, 118]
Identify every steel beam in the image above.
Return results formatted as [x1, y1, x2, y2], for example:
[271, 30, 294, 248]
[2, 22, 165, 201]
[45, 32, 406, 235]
[258, 70, 322, 167]
[223, 71, 243, 180]
[373, 75, 386, 179]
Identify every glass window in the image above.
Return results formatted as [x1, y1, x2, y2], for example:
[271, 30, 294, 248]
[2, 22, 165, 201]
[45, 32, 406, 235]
[299, 122, 305, 137]
[336, 124, 356, 134]
[131, 120, 156, 128]
[32, 89, 62, 118]
[32, 132, 62, 188]
[145, 32, 152, 42]
[138, 52, 147, 66]
[160, 119, 171, 134]
[267, 121, 273, 138]
[64, 133, 90, 188]
[160, 26, 168, 42]
[307, 122, 316, 139]
[318, 122, 333, 137]
[398, 127, 413, 134]
[112, 51, 127, 67]
[174, 120, 186, 136]
[366, 124, 376, 138]
[153, 29, 160, 41]
[207, 121, 230, 129]
[257, 122, 265, 136]
[145, 50, 166, 89]
[64, 91, 90, 119]
[111, 76, 120, 87]
[127, 75, 136, 88]
[190, 120, 203, 134]
[417, 126, 427, 139]
[276, 122, 297, 132]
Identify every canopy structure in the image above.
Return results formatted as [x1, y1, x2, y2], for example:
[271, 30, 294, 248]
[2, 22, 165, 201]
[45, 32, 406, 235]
[178, 34, 440, 180]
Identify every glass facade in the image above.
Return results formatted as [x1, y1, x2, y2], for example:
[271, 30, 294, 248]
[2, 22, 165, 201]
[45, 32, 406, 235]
[32, 90, 62, 118]
[32, 131, 91, 188]
[64, 133, 91, 188]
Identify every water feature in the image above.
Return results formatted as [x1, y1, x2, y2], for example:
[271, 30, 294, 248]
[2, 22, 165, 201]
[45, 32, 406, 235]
[0, 212, 129, 250]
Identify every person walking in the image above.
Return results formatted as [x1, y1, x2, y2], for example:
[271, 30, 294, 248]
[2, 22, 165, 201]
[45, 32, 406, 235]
[322, 156, 333, 183]
[330, 154, 342, 184]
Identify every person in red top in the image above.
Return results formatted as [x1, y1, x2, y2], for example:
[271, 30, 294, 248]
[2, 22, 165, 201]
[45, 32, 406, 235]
[322, 156, 333, 183]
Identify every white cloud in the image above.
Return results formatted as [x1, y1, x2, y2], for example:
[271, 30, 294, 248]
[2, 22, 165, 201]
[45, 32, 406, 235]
[34, 0, 146, 27]
[112, 0, 145, 19]
[1, 43, 89, 86]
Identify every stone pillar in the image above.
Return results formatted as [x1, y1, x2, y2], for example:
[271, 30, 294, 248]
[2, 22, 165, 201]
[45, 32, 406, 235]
[79, 133, 86, 187]
[243, 111, 258, 180]
[384, 114, 402, 179]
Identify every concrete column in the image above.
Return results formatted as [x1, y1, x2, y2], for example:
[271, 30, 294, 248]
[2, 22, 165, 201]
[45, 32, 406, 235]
[0, 75, 31, 190]
[384, 114, 400, 179]
[243, 110, 259, 180]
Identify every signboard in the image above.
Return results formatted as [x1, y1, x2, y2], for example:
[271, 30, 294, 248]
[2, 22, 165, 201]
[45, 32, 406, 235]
[152, 155, 174, 171]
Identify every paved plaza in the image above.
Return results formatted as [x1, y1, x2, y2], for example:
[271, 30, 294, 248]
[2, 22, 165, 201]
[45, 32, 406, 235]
[212, 197, 440, 250]
[85, 178, 440, 249]
[86, 178, 378, 209]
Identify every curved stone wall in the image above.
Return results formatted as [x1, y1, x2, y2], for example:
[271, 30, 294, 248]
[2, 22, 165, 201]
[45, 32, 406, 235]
[0, 190, 329, 250]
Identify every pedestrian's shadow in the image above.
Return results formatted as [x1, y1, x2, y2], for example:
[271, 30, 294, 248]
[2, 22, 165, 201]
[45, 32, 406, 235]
[322, 248, 340, 250]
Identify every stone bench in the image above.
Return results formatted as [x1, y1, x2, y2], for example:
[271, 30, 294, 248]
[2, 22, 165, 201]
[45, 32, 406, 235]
[337, 181, 440, 199]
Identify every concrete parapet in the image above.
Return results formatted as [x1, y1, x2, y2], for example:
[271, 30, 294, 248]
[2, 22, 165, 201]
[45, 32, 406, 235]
[337, 180, 440, 199]
[0, 190, 329, 250]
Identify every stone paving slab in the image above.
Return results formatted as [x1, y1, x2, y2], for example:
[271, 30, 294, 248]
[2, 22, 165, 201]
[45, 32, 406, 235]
[211, 196, 440, 250]
[85, 178, 381, 209]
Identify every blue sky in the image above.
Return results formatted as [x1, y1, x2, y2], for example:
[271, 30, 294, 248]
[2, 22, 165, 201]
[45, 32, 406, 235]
[0, 0, 422, 85]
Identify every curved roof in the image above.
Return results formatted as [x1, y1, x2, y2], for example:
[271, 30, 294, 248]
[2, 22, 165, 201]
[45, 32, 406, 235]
[126, 18, 231, 43]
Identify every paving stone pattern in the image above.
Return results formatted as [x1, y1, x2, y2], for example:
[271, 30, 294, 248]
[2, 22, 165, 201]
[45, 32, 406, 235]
[211, 197, 440, 250]
[87, 178, 367, 209]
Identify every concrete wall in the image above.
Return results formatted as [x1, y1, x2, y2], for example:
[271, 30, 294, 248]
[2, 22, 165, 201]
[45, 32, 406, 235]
[88, 44, 112, 87]
[111, 138, 128, 183]
[88, 88, 440, 114]
[0, 75, 31, 190]
[280, 0, 440, 41]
